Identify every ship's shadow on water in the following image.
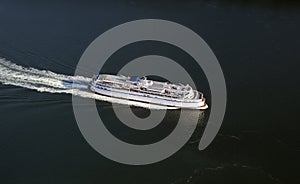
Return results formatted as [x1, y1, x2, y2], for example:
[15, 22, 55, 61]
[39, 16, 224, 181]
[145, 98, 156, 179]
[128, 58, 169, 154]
[96, 102, 208, 145]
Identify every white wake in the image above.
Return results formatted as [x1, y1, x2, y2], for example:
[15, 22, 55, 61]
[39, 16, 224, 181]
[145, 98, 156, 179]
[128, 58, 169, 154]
[0, 58, 176, 109]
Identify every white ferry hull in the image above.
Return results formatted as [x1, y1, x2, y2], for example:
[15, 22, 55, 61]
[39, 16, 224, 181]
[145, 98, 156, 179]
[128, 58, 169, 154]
[89, 85, 208, 110]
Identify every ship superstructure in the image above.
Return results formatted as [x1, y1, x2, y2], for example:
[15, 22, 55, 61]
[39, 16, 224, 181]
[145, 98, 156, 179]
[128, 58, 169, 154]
[89, 74, 208, 109]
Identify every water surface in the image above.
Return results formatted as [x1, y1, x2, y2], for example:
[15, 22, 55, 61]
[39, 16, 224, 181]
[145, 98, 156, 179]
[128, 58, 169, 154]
[0, 1, 299, 183]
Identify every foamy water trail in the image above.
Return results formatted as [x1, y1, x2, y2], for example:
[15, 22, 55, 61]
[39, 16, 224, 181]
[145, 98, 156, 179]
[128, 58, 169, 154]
[0, 58, 175, 109]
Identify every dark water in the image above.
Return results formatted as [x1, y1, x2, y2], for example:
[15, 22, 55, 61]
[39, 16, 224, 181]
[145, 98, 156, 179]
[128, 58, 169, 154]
[0, 0, 299, 183]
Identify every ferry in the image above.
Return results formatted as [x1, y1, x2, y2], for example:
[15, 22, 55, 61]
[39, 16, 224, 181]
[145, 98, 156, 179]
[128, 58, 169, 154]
[89, 74, 208, 110]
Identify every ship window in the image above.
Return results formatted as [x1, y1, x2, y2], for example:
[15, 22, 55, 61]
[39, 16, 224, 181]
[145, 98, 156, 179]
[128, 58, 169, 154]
[130, 76, 140, 82]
